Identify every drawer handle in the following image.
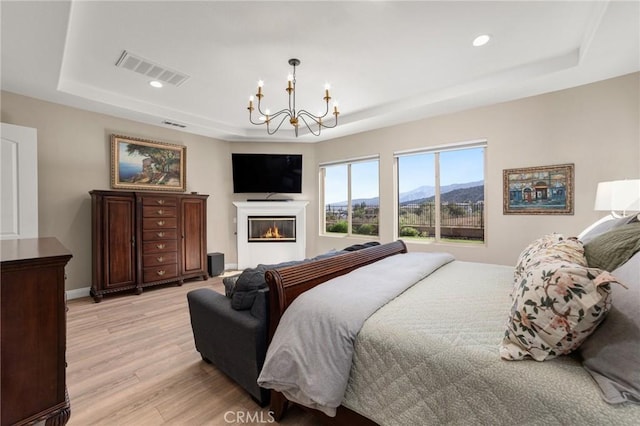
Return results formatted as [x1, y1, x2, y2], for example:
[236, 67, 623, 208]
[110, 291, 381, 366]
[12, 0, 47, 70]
[157, 256, 164, 262]
[157, 270, 166, 276]
[157, 220, 165, 226]
[157, 232, 165, 237]
[157, 209, 164, 215]
[157, 200, 165, 205]
[156, 244, 166, 249]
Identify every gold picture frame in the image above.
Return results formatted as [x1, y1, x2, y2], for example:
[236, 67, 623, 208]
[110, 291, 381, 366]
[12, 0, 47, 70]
[111, 135, 186, 192]
[503, 163, 574, 215]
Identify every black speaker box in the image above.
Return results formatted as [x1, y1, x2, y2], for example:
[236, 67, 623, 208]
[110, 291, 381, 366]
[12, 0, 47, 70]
[207, 252, 224, 277]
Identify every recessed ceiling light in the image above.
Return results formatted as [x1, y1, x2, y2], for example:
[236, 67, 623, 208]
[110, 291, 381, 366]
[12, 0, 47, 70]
[472, 34, 491, 47]
[149, 80, 163, 88]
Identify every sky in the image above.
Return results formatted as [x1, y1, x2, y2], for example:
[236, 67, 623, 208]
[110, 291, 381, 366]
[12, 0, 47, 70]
[324, 147, 484, 204]
[119, 142, 147, 165]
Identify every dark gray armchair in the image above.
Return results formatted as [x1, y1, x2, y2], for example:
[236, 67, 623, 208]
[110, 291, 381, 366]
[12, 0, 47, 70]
[186, 242, 379, 406]
[187, 286, 270, 405]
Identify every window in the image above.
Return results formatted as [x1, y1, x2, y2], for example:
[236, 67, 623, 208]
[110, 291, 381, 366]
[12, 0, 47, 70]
[321, 158, 379, 236]
[396, 142, 485, 243]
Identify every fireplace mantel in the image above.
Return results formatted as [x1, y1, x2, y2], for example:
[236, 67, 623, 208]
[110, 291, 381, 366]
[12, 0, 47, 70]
[233, 201, 308, 269]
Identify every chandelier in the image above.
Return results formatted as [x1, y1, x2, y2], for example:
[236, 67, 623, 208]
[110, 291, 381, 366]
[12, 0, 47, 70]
[247, 58, 339, 137]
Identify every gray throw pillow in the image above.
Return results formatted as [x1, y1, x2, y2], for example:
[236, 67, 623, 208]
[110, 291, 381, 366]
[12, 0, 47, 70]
[231, 259, 305, 310]
[580, 214, 637, 244]
[231, 266, 270, 310]
[580, 251, 640, 404]
[222, 274, 241, 298]
[584, 222, 640, 271]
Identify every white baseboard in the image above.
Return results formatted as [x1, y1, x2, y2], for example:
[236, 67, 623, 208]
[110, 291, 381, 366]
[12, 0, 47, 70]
[66, 286, 91, 300]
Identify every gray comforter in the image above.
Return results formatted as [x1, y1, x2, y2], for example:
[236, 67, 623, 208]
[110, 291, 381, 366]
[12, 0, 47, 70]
[343, 260, 640, 425]
[257, 251, 454, 416]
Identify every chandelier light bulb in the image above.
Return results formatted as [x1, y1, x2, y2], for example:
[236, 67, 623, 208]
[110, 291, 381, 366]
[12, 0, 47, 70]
[324, 83, 331, 99]
[247, 58, 339, 137]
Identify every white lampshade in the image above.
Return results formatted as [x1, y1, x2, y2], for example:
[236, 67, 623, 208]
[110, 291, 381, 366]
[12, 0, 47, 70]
[594, 179, 640, 212]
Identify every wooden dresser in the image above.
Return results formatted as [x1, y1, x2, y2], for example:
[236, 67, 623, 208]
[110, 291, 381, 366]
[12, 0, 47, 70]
[90, 190, 208, 302]
[1, 237, 72, 426]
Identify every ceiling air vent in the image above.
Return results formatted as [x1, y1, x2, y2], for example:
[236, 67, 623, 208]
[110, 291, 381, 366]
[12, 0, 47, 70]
[115, 50, 190, 87]
[162, 120, 187, 128]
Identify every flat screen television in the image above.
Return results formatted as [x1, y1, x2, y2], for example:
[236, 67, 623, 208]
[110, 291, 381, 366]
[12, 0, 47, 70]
[232, 153, 303, 194]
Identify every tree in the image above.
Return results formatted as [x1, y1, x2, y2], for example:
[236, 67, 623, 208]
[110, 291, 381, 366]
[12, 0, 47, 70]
[444, 203, 465, 218]
[353, 201, 367, 219]
[327, 221, 348, 233]
[126, 145, 180, 174]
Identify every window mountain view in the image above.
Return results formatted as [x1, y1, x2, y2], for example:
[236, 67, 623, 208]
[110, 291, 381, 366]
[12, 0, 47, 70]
[325, 180, 485, 241]
[328, 180, 484, 207]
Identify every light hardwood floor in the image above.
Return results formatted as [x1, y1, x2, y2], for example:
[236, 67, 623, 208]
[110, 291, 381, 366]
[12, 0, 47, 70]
[66, 275, 320, 426]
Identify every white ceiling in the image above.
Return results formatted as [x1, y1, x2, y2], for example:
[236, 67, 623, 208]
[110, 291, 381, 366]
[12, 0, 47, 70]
[2, 1, 639, 143]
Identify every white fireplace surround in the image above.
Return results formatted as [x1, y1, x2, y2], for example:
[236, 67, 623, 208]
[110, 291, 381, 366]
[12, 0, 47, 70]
[233, 201, 308, 269]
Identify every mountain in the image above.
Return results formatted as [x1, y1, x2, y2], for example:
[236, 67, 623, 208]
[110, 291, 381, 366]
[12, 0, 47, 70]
[398, 180, 483, 203]
[401, 185, 484, 205]
[328, 180, 483, 206]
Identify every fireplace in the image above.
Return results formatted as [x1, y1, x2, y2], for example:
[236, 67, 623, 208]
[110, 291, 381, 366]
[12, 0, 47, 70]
[233, 201, 308, 269]
[248, 216, 296, 242]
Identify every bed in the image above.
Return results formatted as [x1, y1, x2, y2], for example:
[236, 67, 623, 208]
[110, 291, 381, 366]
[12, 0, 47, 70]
[258, 219, 640, 425]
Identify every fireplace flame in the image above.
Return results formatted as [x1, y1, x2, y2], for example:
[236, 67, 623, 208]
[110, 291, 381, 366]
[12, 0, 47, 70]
[263, 225, 284, 239]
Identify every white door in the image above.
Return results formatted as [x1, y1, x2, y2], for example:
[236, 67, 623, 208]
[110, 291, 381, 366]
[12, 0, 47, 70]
[1, 123, 38, 239]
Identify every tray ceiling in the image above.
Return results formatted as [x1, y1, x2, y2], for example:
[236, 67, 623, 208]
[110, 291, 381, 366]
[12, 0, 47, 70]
[1, 1, 638, 142]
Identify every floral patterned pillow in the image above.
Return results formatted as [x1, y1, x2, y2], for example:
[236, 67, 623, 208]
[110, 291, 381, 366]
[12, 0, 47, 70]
[501, 259, 619, 361]
[514, 233, 565, 272]
[512, 234, 587, 299]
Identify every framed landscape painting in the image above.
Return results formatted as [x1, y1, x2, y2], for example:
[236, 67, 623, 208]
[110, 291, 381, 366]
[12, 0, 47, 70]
[111, 135, 186, 191]
[503, 163, 574, 215]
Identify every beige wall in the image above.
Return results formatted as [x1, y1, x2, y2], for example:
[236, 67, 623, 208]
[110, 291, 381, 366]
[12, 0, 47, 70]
[1, 72, 638, 292]
[314, 72, 640, 265]
[1, 91, 232, 292]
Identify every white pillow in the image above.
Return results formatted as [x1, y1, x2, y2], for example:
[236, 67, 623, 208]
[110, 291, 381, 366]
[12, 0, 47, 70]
[579, 213, 639, 244]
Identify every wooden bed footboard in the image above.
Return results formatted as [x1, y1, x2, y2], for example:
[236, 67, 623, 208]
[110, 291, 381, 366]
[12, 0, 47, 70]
[263, 240, 407, 424]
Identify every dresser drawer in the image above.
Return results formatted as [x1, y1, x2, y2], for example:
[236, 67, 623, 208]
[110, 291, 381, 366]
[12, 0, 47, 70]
[143, 240, 177, 254]
[142, 229, 178, 241]
[143, 264, 178, 282]
[143, 217, 177, 230]
[142, 206, 177, 218]
[143, 251, 177, 267]
[142, 196, 177, 207]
